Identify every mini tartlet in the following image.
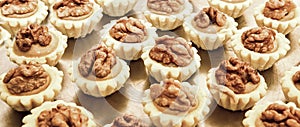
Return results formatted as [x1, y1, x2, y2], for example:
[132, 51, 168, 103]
[22, 100, 97, 127]
[95, 0, 138, 17]
[104, 114, 148, 127]
[254, 0, 300, 35]
[6, 24, 68, 66]
[227, 27, 290, 71]
[0, 26, 11, 45]
[101, 17, 158, 60]
[207, 58, 268, 111]
[207, 0, 253, 18]
[0, 0, 48, 35]
[142, 0, 193, 30]
[143, 79, 211, 127]
[243, 101, 300, 127]
[49, 0, 103, 38]
[141, 35, 201, 82]
[281, 66, 300, 107]
[183, 7, 237, 50]
[0, 64, 63, 111]
[70, 44, 130, 97]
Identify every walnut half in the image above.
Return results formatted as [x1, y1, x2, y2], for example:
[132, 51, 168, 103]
[194, 7, 227, 28]
[112, 114, 148, 127]
[53, 0, 93, 19]
[0, 0, 38, 17]
[263, 0, 296, 20]
[147, 0, 184, 15]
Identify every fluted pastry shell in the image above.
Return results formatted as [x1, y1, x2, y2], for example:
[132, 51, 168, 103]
[22, 100, 97, 127]
[0, 27, 11, 45]
[49, 0, 103, 38]
[6, 29, 68, 66]
[227, 27, 290, 71]
[95, 0, 138, 17]
[0, 64, 63, 111]
[142, 0, 193, 31]
[254, 4, 300, 35]
[69, 57, 130, 97]
[141, 46, 201, 82]
[207, 68, 267, 111]
[207, 0, 253, 18]
[0, 0, 48, 35]
[281, 66, 300, 107]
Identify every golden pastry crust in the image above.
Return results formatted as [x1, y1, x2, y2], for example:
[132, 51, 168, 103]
[0, 27, 11, 45]
[254, 4, 300, 35]
[95, 0, 138, 17]
[69, 57, 130, 97]
[207, 67, 267, 111]
[101, 17, 158, 60]
[6, 28, 68, 66]
[207, 0, 253, 18]
[0, 64, 63, 111]
[0, 0, 48, 35]
[142, 81, 211, 127]
[281, 66, 300, 107]
[227, 27, 290, 71]
[183, 9, 237, 50]
[49, 0, 103, 38]
[142, 0, 193, 31]
[22, 100, 97, 127]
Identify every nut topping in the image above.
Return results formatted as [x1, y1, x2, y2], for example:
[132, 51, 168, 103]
[293, 71, 300, 84]
[147, 0, 184, 15]
[78, 45, 116, 78]
[150, 79, 197, 114]
[109, 18, 146, 43]
[3, 64, 50, 95]
[16, 24, 52, 52]
[149, 35, 194, 67]
[53, 0, 93, 19]
[260, 103, 300, 127]
[215, 58, 260, 94]
[112, 114, 148, 127]
[38, 104, 89, 127]
[194, 7, 227, 28]
[0, 0, 38, 17]
[263, 0, 296, 20]
[241, 27, 276, 53]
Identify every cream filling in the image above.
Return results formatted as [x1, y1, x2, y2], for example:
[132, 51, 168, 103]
[221, 0, 246, 3]
[13, 32, 58, 57]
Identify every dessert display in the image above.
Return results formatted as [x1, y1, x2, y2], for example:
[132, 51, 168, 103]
[183, 7, 237, 50]
[0, 64, 63, 111]
[207, 58, 268, 111]
[143, 79, 211, 127]
[143, 0, 193, 30]
[0, 26, 11, 45]
[207, 0, 253, 18]
[49, 0, 103, 38]
[22, 100, 97, 127]
[243, 101, 300, 127]
[0, 0, 48, 35]
[104, 114, 148, 127]
[70, 44, 130, 97]
[141, 35, 201, 82]
[254, 0, 300, 35]
[101, 17, 158, 60]
[226, 27, 290, 71]
[281, 66, 300, 107]
[95, 0, 138, 17]
[6, 24, 68, 66]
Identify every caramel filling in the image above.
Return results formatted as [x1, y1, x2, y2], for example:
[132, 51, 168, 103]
[147, 0, 184, 15]
[0, 0, 38, 18]
[53, 0, 94, 20]
[221, 0, 246, 3]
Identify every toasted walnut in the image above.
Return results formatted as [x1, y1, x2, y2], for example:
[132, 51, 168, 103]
[150, 79, 197, 114]
[38, 104, 89, 127]
[215, 58, 260, 94]
[241, 27, 276, 53]
[0, 0, 38, 17]
[78, 45, 116, 78]
[263, 0, 296, 20]
[3, 64, 50, 95]
[16, 24, 52, 52]
[149, 35, 193, 67]
[112, 114, 148, 127]
[261, 103, 300, 127]
[109, 18, 146, 43]
[53, 0, 93, 19]
[194, 7, 227, 28]
[147, 0, 184, 15]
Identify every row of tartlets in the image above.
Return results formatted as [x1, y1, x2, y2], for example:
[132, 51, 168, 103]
[0, 0, 300, 127]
